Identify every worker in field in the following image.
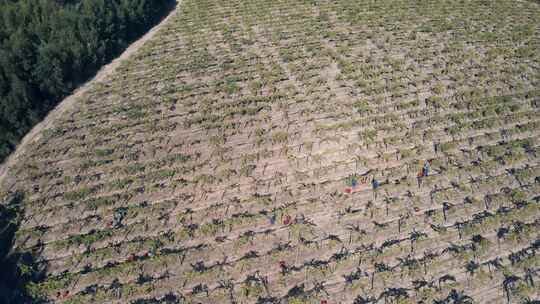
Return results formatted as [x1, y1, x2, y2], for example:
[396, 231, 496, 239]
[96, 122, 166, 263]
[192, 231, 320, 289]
[351, 177, 358, 189]
[371, 177, 380, 199]
[283, 214, 292, 225]
[430, 185, 439, 204]
[344, 169, 374, 194]
[345, 174, 366, 194]
[269, 214, 276, 225]
[417, 160, 432, 188]
[279, 260, 289, 274]
[294, 213, 306, 225]
[423, 160, 431, 176]
[345, 175, 359, 193]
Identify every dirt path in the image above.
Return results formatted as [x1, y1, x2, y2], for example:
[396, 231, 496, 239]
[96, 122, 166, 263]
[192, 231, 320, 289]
[0, 1, 180, 191]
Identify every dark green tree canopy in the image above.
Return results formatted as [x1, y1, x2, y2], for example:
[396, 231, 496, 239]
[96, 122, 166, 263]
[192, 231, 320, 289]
[0, 0, 173, 162]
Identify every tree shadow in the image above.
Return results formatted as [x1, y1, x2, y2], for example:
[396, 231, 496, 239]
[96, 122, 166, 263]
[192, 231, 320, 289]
[0, 191, 47, 303]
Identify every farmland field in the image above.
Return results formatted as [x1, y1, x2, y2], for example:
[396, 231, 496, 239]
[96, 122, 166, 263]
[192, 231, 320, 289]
[1, 0, 540, 303]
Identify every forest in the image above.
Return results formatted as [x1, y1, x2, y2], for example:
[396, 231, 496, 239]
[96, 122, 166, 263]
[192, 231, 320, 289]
[0, 0, 173, 162]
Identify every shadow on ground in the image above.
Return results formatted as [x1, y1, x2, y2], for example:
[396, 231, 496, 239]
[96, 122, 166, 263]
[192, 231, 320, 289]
[0, 192, 47, 303]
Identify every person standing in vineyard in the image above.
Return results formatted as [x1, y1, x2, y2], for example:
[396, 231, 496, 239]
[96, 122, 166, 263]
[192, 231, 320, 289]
[269, 214, 276, 225]
[423, 160, 431, 176]
[417, 160, 432, 188]
[372, 178, 380, 199]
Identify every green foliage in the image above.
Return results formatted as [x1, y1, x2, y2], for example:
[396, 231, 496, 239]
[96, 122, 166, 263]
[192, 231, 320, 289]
[353, 100, 371, 114]
[272, 131, 289, 143]
[95, 148, 114, 157]
[64, 186, 92, 201]
[224, 78, 240, 94]
[426, 96, 449, 109]
[440, 141, 458, 153]
[69, 228, 113, 247]
[0, 0, 174, 162]
[345, 173, 359, 187]
[359, 129, 377, 143]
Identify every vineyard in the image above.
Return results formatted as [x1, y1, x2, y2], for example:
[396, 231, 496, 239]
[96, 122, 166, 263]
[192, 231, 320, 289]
[1, 0, 540, 303]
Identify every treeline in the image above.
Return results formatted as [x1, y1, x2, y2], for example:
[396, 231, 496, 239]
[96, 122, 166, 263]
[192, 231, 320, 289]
[0, 0, 173, 162]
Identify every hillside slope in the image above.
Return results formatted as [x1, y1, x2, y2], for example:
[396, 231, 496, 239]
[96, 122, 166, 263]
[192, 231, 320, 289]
[1, 0, 539, 303]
